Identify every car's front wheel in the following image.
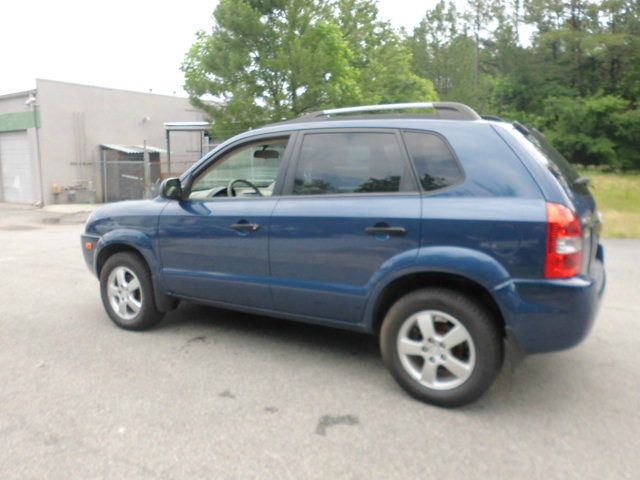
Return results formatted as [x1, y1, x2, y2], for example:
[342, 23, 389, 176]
[99, 252, 164, 330]
[380, 288, 503, 407]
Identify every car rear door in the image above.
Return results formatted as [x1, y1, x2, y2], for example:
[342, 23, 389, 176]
[268, 129, 421, 324]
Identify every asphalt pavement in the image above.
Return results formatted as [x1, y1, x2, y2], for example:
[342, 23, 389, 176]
[0, 204, 639, 479]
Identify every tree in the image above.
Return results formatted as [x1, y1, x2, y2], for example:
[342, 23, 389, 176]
[183, 0, 436, 139]
[183, 0, 640, 169]
[183, 0, 360, 138]
[335, 0, 436, 104]
[540, 95, 640, 169]
[409, 1, 460, 97]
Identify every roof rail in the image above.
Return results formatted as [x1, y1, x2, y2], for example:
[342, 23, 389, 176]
[300, 102, 481, 121]
[480, 114, 505, 122]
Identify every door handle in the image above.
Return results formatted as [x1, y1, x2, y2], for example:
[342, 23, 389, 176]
[231, 222, 260, 232]
[365, 226, 406, 236]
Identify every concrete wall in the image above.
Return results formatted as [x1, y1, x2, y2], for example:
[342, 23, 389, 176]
[36, 79, 207, 204]
[0, 91, 33, 114]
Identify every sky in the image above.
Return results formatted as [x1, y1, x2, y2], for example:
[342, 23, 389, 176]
[0, 0, 471, 98]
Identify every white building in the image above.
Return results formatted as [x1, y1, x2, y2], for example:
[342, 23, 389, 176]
[0, 79, 209, 205]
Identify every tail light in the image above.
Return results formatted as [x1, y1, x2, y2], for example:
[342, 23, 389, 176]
[545, 202, 583, 278]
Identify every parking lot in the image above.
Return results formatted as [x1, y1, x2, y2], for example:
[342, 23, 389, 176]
[0, 203, 638, 479]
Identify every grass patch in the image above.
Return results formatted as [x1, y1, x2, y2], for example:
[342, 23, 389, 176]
[579, 169, 640, 238]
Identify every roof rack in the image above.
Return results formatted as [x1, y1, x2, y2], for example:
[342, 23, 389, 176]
[298, 102, 481, 121]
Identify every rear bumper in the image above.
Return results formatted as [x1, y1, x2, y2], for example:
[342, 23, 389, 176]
[493, 257, 605, 354]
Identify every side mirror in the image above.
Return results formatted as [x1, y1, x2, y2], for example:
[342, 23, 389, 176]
[160, 177, 183, 200]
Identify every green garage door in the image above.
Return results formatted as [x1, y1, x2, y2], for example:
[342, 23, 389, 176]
[0, 130, 36, 204]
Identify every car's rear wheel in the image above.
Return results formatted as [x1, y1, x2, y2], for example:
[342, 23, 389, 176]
[380, 288, 503, 407]
[99, 252, 164, 330]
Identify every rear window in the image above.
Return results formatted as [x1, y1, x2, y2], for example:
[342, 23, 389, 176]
[403, 131, 463, 191]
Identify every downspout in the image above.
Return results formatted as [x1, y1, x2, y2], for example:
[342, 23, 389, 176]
[26, 93, 45, 207]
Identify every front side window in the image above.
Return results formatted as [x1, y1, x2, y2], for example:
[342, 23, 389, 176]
[293, 132, 409, 195]
[189, 138, 287, 199]
[403, 131, 463, 191]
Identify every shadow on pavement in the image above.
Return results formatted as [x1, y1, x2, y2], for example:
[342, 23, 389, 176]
[158, 301, 381, 360]
[154, 301, 586, 413]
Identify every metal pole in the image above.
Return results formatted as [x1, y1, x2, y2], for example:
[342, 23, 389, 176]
[30, 101, 45, 206]
[143, 140, 150, 198]
[102, 149, 107, 203]
[166, 130, 171, 177]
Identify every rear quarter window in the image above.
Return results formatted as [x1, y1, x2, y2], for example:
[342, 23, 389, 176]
[439, 124, 543, 198]
[402, 131, 463, 191]
[505, 125, 587, 196]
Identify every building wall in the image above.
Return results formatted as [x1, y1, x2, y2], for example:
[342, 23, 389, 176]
[36, 79, 207, 204]
[0, 91, 33, 114]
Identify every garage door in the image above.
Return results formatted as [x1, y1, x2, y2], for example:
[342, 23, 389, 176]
[0, 131, 36, 204]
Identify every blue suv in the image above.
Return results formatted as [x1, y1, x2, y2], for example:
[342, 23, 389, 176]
[81, 102, 605, 407]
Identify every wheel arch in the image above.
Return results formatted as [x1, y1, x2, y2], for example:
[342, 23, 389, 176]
[96, 243, 146, 277]
[94, 231, 176, 312]
[368, 270, 506, 338]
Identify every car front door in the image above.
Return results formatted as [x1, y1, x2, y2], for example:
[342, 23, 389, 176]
[158, 135, 292, 309]
[269, 129, 422, 324]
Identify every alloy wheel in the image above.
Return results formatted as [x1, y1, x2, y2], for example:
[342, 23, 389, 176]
[107, 266, 143, 321]
[396, 309, 476, 390]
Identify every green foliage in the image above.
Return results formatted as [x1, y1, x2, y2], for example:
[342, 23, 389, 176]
[183, 0, 360, 138]
[183, 0, 436, 139]
[183, 0, 640, 168]
[407, 0, 640, 169]
[537, 95, 640, 169]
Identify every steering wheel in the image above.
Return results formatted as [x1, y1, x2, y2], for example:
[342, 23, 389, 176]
[227, 178, 263, 197]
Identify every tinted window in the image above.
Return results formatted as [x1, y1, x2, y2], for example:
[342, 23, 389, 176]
[403, 132, 463, 191]
[293, 132, 408, 195]
[510, 126, 584, 194]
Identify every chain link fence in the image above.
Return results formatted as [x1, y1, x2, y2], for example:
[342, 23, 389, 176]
[92, 148, 219, 203]
[160, 153, 203, 179]
[52, 137, 222, 204]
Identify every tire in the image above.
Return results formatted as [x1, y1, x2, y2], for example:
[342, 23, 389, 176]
[99, 252, 164, 331]
[380, 288, 503, 408]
